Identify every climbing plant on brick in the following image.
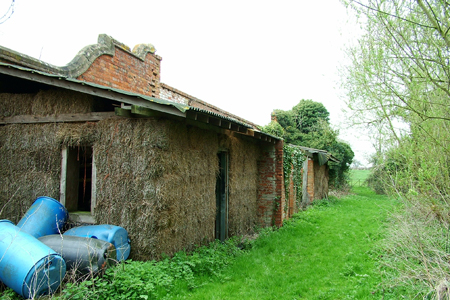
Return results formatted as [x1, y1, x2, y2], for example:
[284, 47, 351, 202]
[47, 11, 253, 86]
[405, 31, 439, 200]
[283, 144, 306, 208]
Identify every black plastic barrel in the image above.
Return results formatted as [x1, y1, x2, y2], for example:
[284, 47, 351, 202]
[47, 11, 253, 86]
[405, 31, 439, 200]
[64, 224, 131, 261]
[38, 235, 117, 275]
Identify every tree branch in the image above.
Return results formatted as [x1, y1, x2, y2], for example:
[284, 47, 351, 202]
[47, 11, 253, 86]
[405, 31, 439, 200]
[416, 0, 450, 47]
[0, 0, 15, 25]
[351, 0, 436, 29]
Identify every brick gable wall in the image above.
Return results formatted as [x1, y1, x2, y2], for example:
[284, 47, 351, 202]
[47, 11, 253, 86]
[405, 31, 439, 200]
[77, 47, 161, 98]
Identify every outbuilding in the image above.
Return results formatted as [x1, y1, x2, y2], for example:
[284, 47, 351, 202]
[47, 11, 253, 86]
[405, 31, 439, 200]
[0, 34, 341, 261]
[0, 35, 286, 260]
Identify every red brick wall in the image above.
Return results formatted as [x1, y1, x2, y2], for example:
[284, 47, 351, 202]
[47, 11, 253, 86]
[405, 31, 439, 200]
[257, 140, 285, 227]
[77, 47, 161, 98]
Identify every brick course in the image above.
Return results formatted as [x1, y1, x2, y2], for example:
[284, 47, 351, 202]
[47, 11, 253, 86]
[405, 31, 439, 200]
[257, 140, 285, 227]
[77, 47, 162, 98]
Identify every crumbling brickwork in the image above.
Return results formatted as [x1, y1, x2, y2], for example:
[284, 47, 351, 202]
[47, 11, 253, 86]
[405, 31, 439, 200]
[257, 140, 285, 227]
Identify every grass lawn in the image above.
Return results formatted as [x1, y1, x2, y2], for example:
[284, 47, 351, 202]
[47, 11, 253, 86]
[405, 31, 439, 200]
[349, 169, 372, 186]
[1, 187, 399, 300]
[167, 187, 397, 300]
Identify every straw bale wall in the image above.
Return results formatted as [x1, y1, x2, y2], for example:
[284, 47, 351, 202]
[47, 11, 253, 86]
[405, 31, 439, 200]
[0, 89, 93, 117]
[220, 135, 260, 236]
[93, 119, 220, 259]
[313, 161, 329, 200]
[0, 89, 265, 260]
[0, 123, 62, 222]
[93, 120, 262, 259]
[0, 90, 94, 222]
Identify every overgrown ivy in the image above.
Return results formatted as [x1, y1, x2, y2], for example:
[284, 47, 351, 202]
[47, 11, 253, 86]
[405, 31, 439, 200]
[260, 122, 307, 211]
[283, 144, 306, 208]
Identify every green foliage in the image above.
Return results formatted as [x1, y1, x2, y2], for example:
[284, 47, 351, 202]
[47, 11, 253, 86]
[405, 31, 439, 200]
[170, 187, 403, 299]
[52, 238, 244, 300]
[261, 119, 285, 138]
[283, 144, 306, 207]
[341, 0, 450, 295]
[274, 99, 330, 143]
[0, 286, 20, 300]
[327, 140, 354, 188]
[270, 99, 354, 189]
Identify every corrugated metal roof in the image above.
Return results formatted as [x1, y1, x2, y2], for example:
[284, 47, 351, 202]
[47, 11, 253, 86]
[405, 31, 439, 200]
[0, 62, 190, 112]
[0, 61, 277, 140]
[292, 145, 340, 164]
[187, 106, 252, 128]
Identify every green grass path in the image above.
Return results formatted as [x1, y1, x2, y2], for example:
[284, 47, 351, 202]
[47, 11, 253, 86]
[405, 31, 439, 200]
[172, 187, 395, 300]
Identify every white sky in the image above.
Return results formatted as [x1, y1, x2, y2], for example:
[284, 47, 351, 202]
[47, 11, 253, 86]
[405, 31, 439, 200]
[0, 0, 373, 165]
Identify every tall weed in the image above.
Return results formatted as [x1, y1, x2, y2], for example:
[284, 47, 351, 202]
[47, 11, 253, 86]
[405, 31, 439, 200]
[381, 195, 450, 299]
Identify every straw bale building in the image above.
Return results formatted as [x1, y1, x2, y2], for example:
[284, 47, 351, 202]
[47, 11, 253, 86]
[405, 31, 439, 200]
[0, 35, 288, 260]
[0, 35, 338, 260]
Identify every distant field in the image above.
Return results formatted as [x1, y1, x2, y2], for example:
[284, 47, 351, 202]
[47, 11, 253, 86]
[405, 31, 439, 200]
[350, 169, 371, 186]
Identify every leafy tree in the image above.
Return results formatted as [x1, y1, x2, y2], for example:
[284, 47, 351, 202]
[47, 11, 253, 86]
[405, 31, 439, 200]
[341, 0, 450, 196]
[264, 99, 354, 189]
[341, 0, 450, 295]
[273, 100, 330, 144]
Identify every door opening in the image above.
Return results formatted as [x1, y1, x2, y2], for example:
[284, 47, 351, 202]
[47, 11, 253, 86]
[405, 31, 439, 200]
[215, 151, 229, 241]
[62, 146, 93, 212]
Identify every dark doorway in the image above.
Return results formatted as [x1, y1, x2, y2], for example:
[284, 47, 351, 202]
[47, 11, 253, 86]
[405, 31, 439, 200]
[65, 146, 93, 212]
[215, 151, 229, 241]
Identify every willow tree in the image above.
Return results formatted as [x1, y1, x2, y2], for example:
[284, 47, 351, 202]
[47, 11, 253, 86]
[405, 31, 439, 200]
[342, 1, 450, 295]
[342, 0, 450, 195]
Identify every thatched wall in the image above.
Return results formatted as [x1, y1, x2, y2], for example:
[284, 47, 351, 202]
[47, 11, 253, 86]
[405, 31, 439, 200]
[93, 119, 219, 259]
[221, 135, 260, 236]
[313, 161, 329, 200]
[0, 89, 94, 222]
[0, 89, 93, 117]
[0, 123, 62, 222]
[1, 89, 264, 260]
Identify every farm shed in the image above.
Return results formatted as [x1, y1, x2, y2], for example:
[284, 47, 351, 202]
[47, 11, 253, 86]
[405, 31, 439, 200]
[298, 146, 339, 205]
[282, 145, 339, 220]
[0, 35, 286, 260]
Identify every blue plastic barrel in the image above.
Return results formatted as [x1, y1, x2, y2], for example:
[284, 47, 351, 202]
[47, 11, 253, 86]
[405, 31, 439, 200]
[17, 196, 68, 238]
[0, 220, 66, 299]
[64, 225, 131, 261]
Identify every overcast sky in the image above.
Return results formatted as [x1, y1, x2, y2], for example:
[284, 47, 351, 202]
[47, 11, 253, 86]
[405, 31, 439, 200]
[0, 0, 372, 165]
